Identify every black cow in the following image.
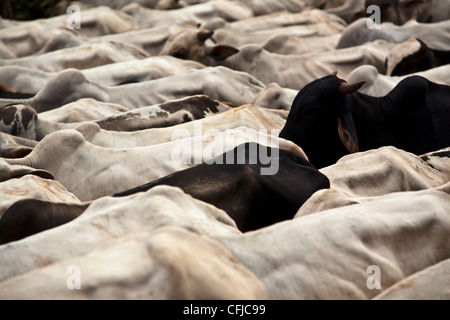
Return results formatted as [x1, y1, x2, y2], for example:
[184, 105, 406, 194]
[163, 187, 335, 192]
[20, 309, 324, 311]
[114, 143, 330, 232]
[0, 199, 89, 245]
[389, 39, 450, 76]
[279, 74, 450, 169]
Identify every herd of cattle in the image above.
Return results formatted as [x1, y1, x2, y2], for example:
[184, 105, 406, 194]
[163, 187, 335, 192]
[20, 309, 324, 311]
[0, 0, 449, 300]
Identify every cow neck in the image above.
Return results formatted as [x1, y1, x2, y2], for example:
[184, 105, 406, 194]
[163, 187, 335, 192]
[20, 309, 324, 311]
[346, 92, 395, 152]
[348, 92, 394, 124]
[218, 44, 262, 74]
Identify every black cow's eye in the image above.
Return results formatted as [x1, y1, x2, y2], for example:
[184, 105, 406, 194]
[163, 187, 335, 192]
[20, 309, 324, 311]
[300, 106, 318, 118]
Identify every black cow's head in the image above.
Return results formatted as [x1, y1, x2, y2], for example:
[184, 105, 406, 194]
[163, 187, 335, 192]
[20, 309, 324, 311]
[279, 75, 365, 169]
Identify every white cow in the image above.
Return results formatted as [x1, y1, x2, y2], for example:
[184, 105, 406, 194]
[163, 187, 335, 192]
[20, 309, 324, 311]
[0, 226, 266, 299]
[0, 158, 52, 183]
[211, 26, 341, 50]
[236, 0, 306, 16]
[374, 258, 450, 300]
[74, 104, 288, 148]
[0, 67, 265, 112]
[2, 0, 449, 301]
[5, 126, 300, 200]
[71, 0, 182, 10]
[0, 185, 242, 284]
[262, 34, 341, 55]
[251, 83, 298, 110]
[0, 132, 36, 158]
[0, 41, 149, 73]
[296, 146, 450, 217]
[160, 29, 427, 89]
[0, 97, 232, 140]
[347, 64, 450, 97]
[366, 0, 450, 25]
[38, 98, 131, 123]
[121, 1, 254, 29]
[0, 174, 81, 218]
[0, 6, 138, 58]
[0, 56, 204, 95]
[323, 0, 366, 23]
[1, 183, 449, 299]
[39, 95, 230, 125]
[37, 22, 200, 57]
[337, 18, 450, 51]
[218, 182, 450, 299]
[221, 8, 346, 32]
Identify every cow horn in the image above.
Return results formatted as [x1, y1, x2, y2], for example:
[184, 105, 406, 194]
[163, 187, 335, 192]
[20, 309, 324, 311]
[339, 80, 366, 95]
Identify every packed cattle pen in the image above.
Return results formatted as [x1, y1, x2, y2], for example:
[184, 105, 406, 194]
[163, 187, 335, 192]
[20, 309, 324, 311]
[0, 0, 450, 302]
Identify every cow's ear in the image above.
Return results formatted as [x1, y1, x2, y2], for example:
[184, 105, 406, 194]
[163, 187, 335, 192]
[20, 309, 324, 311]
[11, 167, 54, 180]
[206, 45, 239, 61]
[337, 116, 359, 154]
[0, 144, 33, 158]
[197, 30, 214, 42]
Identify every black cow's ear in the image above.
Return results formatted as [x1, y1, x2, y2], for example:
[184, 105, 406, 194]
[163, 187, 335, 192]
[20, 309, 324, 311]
[337, 116, 359, 154]
[206, 45, 239, 61]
